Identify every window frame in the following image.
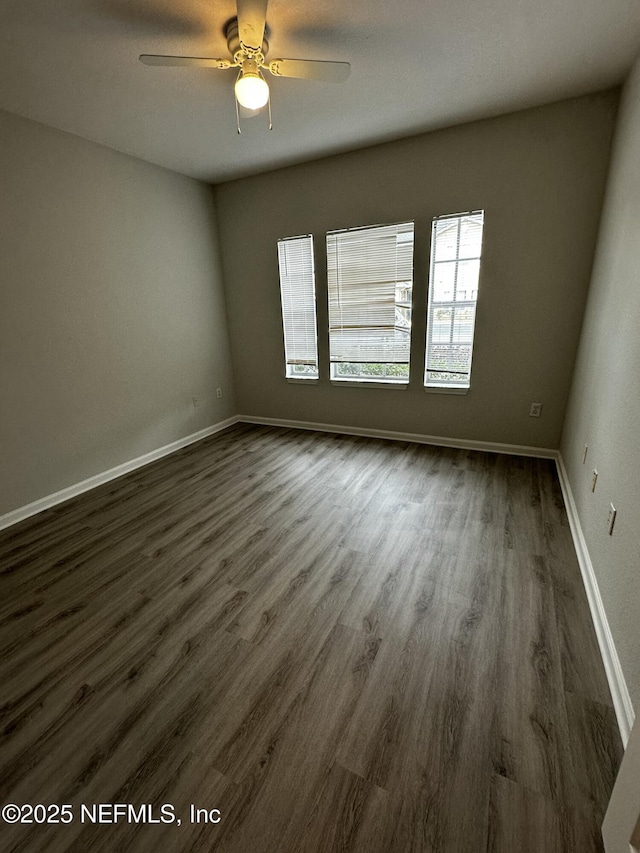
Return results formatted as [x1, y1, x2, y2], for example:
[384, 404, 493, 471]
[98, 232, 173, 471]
[277, 234, 320, 381]
[326, 220, 415, 386]
[424, 210, 485, 392]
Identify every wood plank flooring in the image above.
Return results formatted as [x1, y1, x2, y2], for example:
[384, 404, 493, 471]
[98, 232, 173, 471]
[0, 423, 623, 852]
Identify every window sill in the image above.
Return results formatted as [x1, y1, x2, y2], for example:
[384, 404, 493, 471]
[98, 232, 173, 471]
[286, 377, 319, 384]
[331, 379, 408, 390]
[424, 385, 469, 395]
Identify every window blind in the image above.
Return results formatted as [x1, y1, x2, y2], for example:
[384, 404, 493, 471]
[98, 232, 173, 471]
[327, 221, 414, 366]
[278, 235, 319, 378]
[425, 211, 484, 387]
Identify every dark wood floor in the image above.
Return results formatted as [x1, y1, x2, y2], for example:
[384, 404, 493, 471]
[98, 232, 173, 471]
[0, 423, 622, 852]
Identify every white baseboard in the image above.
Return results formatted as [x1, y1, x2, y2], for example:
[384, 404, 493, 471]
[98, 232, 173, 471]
[238, 415, 558, 459]
[556, 454, 635, 746]
[0, 416, 240, 533]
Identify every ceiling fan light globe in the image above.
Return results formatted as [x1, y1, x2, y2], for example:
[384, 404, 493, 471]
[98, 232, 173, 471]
[235, 74, 269, 110]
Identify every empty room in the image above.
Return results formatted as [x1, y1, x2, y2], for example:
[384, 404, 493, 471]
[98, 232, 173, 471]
[1, 0, 640, 851]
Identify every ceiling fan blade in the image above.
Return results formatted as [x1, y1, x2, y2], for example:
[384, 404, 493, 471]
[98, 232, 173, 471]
[139, 54, 231, 68]
[236, 0, 268, 50]
[268, 59, 350, 83]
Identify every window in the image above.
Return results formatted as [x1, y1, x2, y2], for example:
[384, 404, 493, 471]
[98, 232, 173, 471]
[425, 211, 484, 389]
[327, 221, 414, 384]
[278, 235, 319, 379]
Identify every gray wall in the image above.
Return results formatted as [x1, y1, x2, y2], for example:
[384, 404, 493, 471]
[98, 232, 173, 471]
[0, 109, 235, 517]
[215, 92, 618, 449]
[561, 61, 640, 710]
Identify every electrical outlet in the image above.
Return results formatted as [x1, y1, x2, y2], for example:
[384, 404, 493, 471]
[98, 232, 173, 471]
[582, 444, 588, 464]
[607, 504, 617, 536]
[216, 388, 223, 399]
[591, 469, 598, 492]
[192, 396, 201, 409]
[529, 402, 542, 418]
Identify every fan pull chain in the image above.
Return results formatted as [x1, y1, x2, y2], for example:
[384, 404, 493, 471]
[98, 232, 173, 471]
[235, 69, 242, 133]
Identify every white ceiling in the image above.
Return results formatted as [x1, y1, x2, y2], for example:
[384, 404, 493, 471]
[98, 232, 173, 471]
[1, 0, 640, 183]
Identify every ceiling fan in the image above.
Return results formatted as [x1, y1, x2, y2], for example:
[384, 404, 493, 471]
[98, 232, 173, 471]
[140, 0, 351, 129]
